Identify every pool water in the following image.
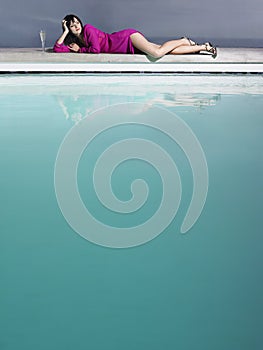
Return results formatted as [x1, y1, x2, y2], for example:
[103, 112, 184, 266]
[1, 75, 263, 350]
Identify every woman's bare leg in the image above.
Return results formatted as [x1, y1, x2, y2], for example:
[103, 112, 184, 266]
[131, 34, 216, 57]
[130, 33, 194, 58]
[170, 44, 206, 54]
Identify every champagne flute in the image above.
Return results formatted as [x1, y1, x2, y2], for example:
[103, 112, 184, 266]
[39, 30, 46, 52]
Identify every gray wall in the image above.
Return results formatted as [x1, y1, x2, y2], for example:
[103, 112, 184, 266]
[1, 0, 262, 48]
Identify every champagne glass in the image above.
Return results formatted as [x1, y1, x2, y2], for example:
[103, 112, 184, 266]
[39, 30, 46, 52]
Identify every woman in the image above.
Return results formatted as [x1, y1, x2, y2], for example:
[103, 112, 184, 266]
[53, 14, 217, 59]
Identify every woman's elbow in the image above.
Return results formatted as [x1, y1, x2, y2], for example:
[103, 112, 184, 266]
[53, 43, 69, 53]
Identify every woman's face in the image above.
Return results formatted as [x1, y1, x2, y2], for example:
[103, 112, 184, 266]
[69, 18, 82, 35]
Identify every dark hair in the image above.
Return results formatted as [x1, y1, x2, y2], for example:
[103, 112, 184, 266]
[62, 14, 85, 47]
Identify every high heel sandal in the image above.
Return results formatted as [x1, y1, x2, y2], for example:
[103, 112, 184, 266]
[205, 42, 217, 58]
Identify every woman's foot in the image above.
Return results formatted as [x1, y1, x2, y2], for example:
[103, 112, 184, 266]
[204, 42, 217, 58]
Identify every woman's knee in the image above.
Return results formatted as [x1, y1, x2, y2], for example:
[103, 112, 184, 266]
[150, 48, 164, 58]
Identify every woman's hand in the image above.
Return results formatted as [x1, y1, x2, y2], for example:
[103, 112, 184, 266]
[68, 43, 80, 52]
[62, 20, 69, 34]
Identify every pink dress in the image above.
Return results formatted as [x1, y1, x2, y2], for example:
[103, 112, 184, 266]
[53, 24, 141, 54]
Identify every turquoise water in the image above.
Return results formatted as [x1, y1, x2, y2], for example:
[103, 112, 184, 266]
[1, 75, 263, 349]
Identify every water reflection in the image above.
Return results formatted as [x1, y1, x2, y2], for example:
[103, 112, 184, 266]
[2, 75, 262, 124]
[57, 96, 92, 124]
[57, 93, 221, 124]
[145, 92, 220, 108]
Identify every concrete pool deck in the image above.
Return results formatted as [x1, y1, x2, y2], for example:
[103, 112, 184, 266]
[0, 47, 263, 73]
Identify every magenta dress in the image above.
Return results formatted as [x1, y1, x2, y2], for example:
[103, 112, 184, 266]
[53, 24, 141, 54]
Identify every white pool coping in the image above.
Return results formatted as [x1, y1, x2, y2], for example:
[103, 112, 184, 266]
[0, 48, 263, 73]
[1, 62, 263, 73]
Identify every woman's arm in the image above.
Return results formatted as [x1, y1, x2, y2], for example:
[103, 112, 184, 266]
[53, 20, 71, 52]
[57, 19, 69, 44]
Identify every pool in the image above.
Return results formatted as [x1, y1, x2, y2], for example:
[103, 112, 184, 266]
[1, 75, 263, 349]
